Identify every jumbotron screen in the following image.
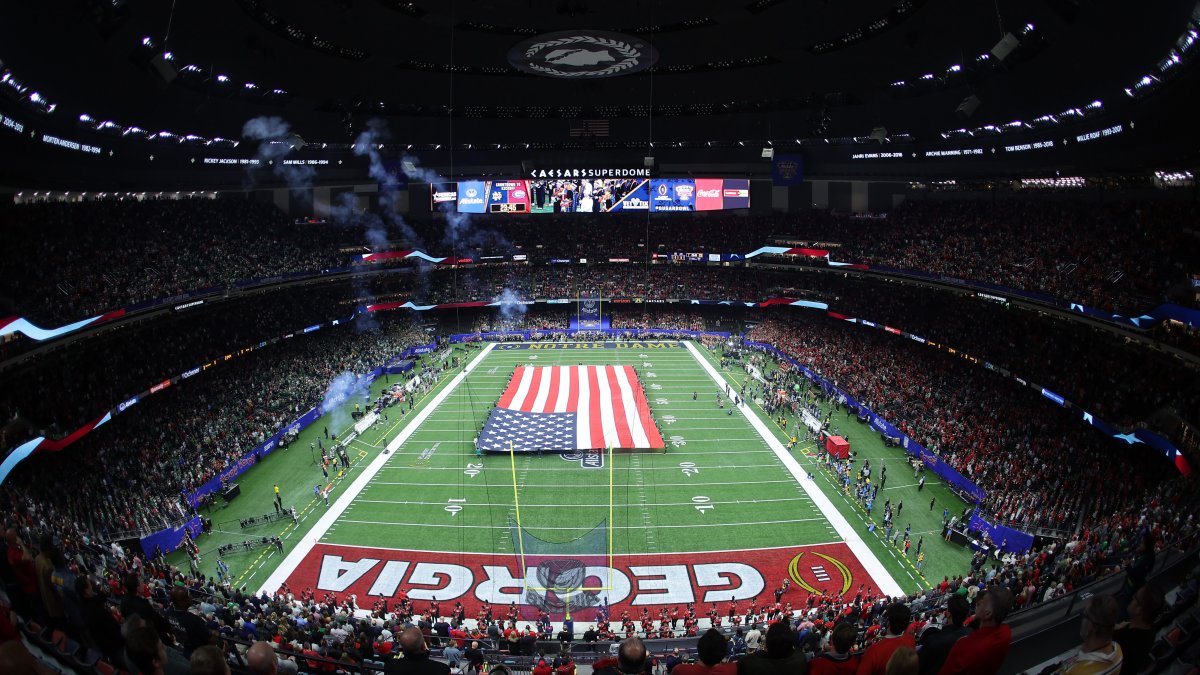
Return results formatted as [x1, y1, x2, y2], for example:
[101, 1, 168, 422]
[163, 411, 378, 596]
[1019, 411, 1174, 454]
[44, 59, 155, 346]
[430, 178, 750, 214]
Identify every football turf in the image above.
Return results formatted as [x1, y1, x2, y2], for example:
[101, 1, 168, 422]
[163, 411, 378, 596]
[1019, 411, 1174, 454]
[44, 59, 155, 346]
[168, 340, 972, 596]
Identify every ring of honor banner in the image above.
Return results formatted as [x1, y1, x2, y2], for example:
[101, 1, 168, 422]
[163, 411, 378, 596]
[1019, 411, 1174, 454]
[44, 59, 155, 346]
[434, 178, 750, 214]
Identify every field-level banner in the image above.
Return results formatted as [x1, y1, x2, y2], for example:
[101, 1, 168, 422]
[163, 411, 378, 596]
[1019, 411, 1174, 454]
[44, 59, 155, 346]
[281, 542, 883, 619]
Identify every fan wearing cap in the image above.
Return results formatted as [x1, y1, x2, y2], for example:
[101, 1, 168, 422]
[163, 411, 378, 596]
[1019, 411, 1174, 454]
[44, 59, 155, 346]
[534, 658, 554, 675]
[1046, 595, 1123, 675]
[386, 627, 452, 675]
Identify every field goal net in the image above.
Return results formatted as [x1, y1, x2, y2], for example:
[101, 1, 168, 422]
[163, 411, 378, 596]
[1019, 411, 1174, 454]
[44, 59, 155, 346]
[507, 443, 616, 616]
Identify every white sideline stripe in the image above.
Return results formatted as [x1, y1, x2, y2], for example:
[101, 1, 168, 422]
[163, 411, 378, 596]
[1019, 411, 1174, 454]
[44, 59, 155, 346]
[257, 342, 498, 595]
[682, 341, 904, 597]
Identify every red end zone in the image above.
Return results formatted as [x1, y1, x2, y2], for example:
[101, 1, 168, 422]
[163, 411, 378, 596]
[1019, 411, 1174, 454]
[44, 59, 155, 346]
[277, 542, 883, 618]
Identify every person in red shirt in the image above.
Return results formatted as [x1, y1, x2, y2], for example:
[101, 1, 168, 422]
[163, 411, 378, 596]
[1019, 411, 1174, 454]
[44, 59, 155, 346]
[533, 659, 554, 675]
[555, 654, 577, 675]
[810, 623, 860, 674]
[4, 530, 38, 616]
[937, 587, 1014, 675]
[856, 603, 915, 675]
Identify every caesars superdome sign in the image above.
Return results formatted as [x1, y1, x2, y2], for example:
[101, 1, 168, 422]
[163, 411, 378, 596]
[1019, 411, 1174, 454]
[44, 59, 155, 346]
[508, 30, 659, 78]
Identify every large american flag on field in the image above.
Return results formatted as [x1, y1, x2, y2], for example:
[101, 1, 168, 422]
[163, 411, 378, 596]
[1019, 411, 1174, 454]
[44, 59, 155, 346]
[478, 365, 665, 452]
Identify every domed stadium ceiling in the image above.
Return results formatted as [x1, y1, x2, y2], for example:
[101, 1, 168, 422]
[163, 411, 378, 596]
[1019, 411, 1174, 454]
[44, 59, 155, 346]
[1, 0, 1198, 165]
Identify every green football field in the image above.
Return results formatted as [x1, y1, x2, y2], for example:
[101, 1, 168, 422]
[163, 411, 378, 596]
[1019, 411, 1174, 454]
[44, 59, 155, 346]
[327, 342, 839, 555]
[170, 339, 973, 600]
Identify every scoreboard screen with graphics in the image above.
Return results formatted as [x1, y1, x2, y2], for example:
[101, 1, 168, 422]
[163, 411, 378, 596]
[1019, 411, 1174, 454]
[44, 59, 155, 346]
[432, 178, 749, 214]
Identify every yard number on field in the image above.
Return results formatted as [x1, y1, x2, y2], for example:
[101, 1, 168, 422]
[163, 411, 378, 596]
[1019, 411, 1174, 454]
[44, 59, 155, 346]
[679, 462, 700, 477]
[655, 398, 669, 405]
[445, 498, 467, 516]
[464, 463, 483, 477]
[693, 496, 714, 514]
[670, 435, 686, 447]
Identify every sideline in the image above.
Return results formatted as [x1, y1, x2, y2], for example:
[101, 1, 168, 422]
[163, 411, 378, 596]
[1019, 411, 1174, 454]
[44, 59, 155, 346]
[682, 341, 905, 597]
[257, 343, 497, 594]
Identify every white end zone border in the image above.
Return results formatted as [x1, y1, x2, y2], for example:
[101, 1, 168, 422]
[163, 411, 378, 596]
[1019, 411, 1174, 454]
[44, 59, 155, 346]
[258, 343, 498, 595]
[683, 341, 904, 597]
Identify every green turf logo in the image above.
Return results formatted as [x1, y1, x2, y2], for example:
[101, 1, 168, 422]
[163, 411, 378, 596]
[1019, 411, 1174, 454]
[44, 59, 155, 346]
[560, 449, 605, 468]
[411, 442, 440, 467]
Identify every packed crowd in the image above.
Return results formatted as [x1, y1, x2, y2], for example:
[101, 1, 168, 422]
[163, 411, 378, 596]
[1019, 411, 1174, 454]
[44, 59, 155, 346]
[4, 196, 1195, 333]
[0, 282, 368, 442]
[373, 266, 778, 304]
[0, 199, 352, 323]
[1, 313, 432, 538]
[825, 281, 1200, 434]
[1, 467, 1193, 674]
[745, 315, 1180, 535]
[766, 199, 1198, 315]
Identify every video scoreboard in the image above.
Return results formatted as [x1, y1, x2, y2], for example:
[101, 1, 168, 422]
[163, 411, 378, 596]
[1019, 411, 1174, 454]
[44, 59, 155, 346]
[431, 178, 750, 214]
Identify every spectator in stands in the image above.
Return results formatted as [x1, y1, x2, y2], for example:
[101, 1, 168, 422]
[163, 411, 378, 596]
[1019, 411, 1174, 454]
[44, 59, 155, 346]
[386, 627, 451, 675]
[189, 644, 230, 675]
[4, 529, 38, 623]
[121, 573, 174, 645]
[464, 640, 485, 674]
[1046, 595, 1123, 674]
[247, 641, 281, 675]
[745, 623, 762, 654]
[738, 620, 808, 675]
[809, 622, 859, 674]
[593, 637, 649, 675]
[1112, 583, 1164, 675]
[673, 629, 734, 675]
[857, 603, 914, 675]
[76, 573, 124, 661]
[937, 587, 1013, 675]
[916, 595, 969, 674]
[0, 639, 55, 675]
[884, 647, 917, 675]
[442, 639, 464, 671]
[125, 623, 184, 675]
[533, 658, 554, 675]
[168, 585, 211, 655]
[555, 653, 577, 675]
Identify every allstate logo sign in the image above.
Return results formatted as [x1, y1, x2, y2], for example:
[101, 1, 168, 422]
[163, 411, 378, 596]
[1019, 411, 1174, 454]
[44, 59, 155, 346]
[561, 450, 605, 469]
[508, 31, 659, 79]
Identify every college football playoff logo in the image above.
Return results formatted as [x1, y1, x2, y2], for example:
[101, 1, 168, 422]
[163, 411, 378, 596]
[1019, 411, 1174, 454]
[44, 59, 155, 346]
[508, 31, 659, 79]
[788, 551, 854, 595]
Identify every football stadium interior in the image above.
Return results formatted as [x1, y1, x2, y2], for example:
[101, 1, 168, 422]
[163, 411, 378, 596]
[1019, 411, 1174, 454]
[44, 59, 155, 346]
[2, 1, 1200, 673]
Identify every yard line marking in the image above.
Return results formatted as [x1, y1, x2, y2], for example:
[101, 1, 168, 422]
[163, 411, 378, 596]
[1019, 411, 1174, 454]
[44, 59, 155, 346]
[683, 341, 904, 597]
[352, 497, 812, 507]
[366, 479, 801, 488]
[256, 342, 497, 595]
[377, 462, 789, 471]
[333, 517, 828, 530]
